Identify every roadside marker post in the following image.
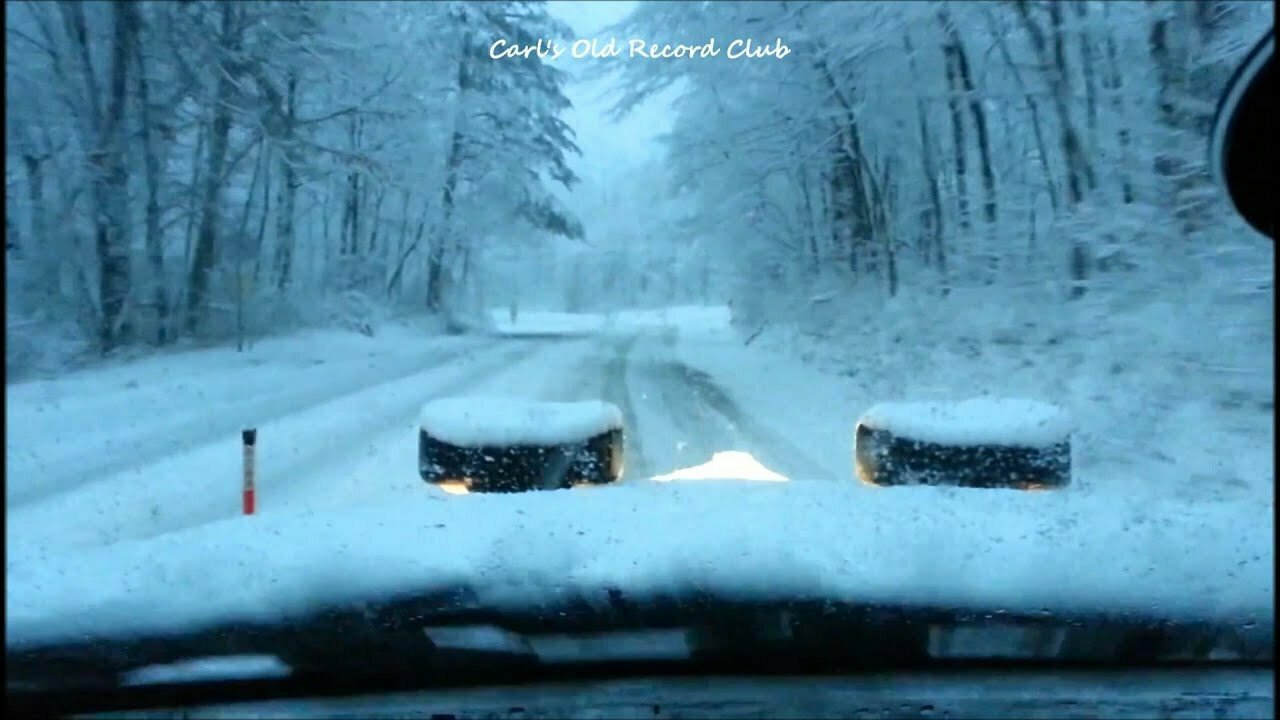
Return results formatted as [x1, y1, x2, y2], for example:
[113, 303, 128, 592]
[242, 428, 257, 515]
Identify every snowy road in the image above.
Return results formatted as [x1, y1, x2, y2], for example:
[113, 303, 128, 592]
[7, 311, 1270, 574]
[7, 316, 1274, 650]
[247, 332, 845, 513]
[621, 336, 832, 480]
[5, 329, 492, 506]
[4, 324, 846, 563]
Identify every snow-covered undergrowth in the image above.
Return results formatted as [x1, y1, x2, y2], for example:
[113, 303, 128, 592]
[7, 479, 1271, 648]
[726, 224, 1273, 502]
[3, 288, 391, 384]
[3, 315, 92, 382]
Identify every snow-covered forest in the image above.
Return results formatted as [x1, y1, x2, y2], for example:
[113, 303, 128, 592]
[5, 0, 1273, 397]
[6, 1, 585, 371]
[597, 0, 1275, 452]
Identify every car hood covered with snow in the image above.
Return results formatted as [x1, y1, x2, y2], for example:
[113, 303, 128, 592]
[6, 479, 1272, 650]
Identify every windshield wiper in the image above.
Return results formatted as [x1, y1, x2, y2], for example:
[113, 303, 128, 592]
[8, 587, 1272, 716]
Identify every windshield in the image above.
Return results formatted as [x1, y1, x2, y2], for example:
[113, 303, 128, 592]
[4, 0, 1273, 681]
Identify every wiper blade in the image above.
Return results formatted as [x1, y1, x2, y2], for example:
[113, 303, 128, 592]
[6, 588, 526, 691]
[7, 588, 1272, 700]
[8, 657, 1275, 718]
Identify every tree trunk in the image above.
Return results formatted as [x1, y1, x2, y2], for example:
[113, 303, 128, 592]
[127, 2, 169, 345]
[797, 168, 820, 275]
[940, 34, 971, 235]
[22, 154, 46, 260]
[274, 74, 298, 292]
[386, 201, 430, 297]
[944, 16, 996, 227]
[92, 0, 135, 352]
[1015, 0, 1094, 299]
[341, 112, 363, 256]
[232, 142, 267, 351]
[1048, 2, 1097, 196]
[252, 145, 272, 286]
[5, 214, 19, 256]
[185, 4, 237, 334]
[367, 186, 386, 256]
[874, 158, 899, 298]
[1146, 0, 1223, 237]
[827, 135, 860, 276]
[986, 8, 1060, 211]
[390, 188, 411, 288]
[903, 32, 948, 294]
[1101, 4, 1134, 205]
[1072, 3, 1101, 144]
[429, 42, 468, 314]
[182, 120, 206, 319]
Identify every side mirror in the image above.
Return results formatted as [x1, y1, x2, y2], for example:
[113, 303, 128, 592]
[1210, 29, 1273, 240]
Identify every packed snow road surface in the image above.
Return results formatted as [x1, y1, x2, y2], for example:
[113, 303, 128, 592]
[621, 337, 831, 480]
[4, 315, 840, 563]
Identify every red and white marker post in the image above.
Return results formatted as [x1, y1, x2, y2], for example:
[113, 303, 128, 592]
[242, 428, 257, 515]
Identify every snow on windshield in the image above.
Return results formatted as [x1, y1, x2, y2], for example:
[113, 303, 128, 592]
[7, 478, 1273, 648]
[858, 399, 1073, 448]
[4, 0, 1273, 649]
[419, 397, 622, 447]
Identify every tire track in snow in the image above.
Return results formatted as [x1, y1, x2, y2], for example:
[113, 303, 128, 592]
[639, 362, 737, 476]
[626, 336, 830, 481]
[263, 342, 546, 506]
[268, 336, 617, 512]
[623, 336, 731, 478]
[676, 361, 833, 480]
[4, 340, 549, 557]
[598, 335, 646, 479]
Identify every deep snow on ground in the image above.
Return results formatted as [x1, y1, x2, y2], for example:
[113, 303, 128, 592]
[5, 319, 486, 506]
[705, 278, 1274, 503]
[4, 338, 605, 562]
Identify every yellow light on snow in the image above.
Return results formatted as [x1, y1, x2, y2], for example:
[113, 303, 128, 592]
[436, 481, 471, 495]
[652, 450, 789, 482]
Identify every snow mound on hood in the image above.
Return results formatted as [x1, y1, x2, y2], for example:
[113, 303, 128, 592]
[859, 398, 1072, 448]
[419, 397, 623, 447]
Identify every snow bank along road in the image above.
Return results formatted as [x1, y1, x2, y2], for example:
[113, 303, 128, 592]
[5, 323, 840, 562]
[6, 326, 492, 506]
[4, 331, 545, 559]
